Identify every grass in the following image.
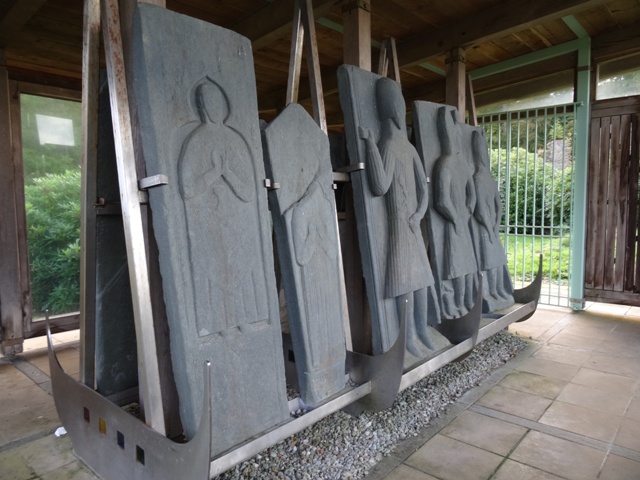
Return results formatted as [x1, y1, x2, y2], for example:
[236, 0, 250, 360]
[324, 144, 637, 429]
[501, 234, 571, 283]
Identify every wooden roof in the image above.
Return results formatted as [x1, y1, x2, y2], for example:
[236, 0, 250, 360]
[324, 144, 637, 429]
[2, 0, 640, 127]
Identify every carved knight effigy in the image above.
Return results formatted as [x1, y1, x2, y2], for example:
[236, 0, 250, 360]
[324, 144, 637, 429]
[469, 129, 515, 311]
[413, 102, 514, 316]
[262, 103, 348, 406]
[131, 5, 288, 456]
[338, 65, 450, 367]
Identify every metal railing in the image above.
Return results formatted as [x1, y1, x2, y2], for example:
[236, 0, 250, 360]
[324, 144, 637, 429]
[478, 104, 577, 306]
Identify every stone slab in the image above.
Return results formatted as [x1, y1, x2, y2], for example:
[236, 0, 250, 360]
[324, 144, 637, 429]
[94, 71, 137, 397]
[412, 102, 477, 319]
[413, 101, 513, 315]
[131, 4, 288, 455]
[262, 103, 347, 406]
[337, 65, 449, 362]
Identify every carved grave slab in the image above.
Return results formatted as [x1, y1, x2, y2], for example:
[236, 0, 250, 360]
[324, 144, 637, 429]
[337, 65, 449, 364]
[413, 102, 513, 315]
[95, 72, 137, 397]
[465, 127, 514, 311]
[262, 103, 347, 406]
[131, 4, 288, 455]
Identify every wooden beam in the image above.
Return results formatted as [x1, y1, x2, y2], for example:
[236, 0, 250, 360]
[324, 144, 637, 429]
[233, 0, 336, 51]
[445, 47, 465, 114]
[592, 23, 640, 62]
[0, 0, 47, 48]
[79, 0, 100, 388]
[342, 0, 371, 70]
[397, 0, 608, 68]
[474, 70, 574, 109]
[0, 52, 24, 356]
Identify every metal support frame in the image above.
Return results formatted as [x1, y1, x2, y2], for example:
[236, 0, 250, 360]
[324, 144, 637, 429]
[286, 0, 327, 133]
[378, 37, 400, 84]
[49, 2, 547, 477]
[48, 325, 212, 480]
[101, 0, 165, 433]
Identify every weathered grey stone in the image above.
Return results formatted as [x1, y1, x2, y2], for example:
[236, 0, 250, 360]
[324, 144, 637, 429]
[95, 72, 137, 397]
[469, 128, 514, 311]
[413, 102, 478, 319]
[131, 4, 288, 455]
[262, 103, 347, 406]
[337, 65, 449, 366]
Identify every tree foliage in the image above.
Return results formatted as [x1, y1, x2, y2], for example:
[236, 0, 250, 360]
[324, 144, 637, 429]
[25, 170, 81, 315]
[21, 94, 82, 316]
[490, 147, 573, 235]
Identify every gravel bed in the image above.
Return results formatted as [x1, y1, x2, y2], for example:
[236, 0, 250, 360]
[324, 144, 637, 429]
[215, 331, 528, 480]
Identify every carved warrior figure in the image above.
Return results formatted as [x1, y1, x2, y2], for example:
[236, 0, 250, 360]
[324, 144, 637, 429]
[470, 129, 514, 311]
[359, 77, 443, 359]
[432, 107, 478, 318]
[178, 79, 269, 336]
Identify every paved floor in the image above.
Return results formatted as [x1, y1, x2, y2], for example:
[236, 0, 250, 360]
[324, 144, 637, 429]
[1, 303, 639, 479]
[369, 302, 640, 480]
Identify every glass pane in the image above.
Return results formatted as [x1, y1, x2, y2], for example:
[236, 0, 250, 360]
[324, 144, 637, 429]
[21, 94, 82, 317]
[597, 53, 640, 100]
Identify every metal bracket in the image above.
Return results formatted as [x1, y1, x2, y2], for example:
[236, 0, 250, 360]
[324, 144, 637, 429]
[336, 162, 365, 174]
[47, 322, 212, 480]
[139, 174, 168, 190]
[264, 179, 280, 190]
[138, 190, 149, 204]
[333, 162, 365, 183]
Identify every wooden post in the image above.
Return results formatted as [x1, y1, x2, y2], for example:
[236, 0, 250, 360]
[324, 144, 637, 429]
[0, 50, 25, 356]
[446, 47, 466, 115]
[341, 0, 372, 354]
[79, 0, 100, 388]
[342, 0, 371, 71]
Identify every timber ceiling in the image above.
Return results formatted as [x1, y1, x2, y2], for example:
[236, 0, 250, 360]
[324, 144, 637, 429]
[1, 0, 640, 127]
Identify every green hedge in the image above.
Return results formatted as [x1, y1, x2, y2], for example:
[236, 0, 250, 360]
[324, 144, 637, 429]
[25, 170, 81, 315]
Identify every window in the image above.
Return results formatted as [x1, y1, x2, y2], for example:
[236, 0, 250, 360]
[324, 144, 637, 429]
[21, 94, 82, 317]
[596, 53, 640, 101]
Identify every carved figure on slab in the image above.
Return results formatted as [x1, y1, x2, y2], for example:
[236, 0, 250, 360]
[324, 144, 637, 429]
[359, 77, 445, 360]
[262, 103, 347, 406]
[178, 78, 269, 337]
[432, 106, 478, 318]
[470, 129, 514, 311]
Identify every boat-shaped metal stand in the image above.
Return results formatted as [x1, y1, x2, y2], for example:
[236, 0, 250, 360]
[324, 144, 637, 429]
[47, 325, 212, 480]
[435, 274, 483, 345]
[342, 311, 407, 416]
[513, 254, 544, 322]
[50, 262, 543, 480]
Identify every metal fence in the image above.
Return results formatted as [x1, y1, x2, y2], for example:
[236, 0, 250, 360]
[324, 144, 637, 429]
[478, 104, 577, 306]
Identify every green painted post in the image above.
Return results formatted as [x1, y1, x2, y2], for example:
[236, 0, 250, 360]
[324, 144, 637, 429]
[569, 36, 591, 310]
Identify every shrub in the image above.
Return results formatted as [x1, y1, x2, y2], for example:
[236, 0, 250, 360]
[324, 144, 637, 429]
[25, 170, 81, 315]
[490, 147, 573, 235]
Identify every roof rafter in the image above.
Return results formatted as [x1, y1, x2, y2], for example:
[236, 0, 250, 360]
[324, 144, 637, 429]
[0, 0, 48, 49]
[233, 0, 337, 51]
[396, 0, 608, 68]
